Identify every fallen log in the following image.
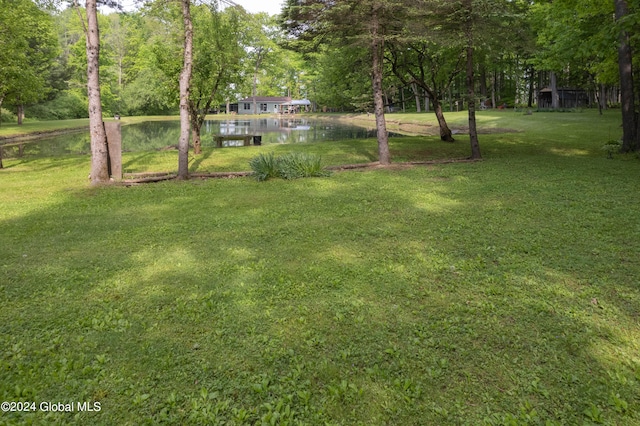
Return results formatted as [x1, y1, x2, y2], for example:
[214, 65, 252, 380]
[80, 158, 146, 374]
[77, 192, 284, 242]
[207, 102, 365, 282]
[123, 171, 175, 178]
[119, 174, 177, 185]
[190, 171, 252, 178]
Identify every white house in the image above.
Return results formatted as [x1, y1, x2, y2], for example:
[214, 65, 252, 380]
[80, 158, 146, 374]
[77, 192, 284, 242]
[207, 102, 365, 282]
[237, 96, 291, 115]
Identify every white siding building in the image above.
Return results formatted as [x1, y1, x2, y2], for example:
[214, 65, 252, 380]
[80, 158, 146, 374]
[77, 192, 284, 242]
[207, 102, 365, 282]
[237, 97, 291, 115]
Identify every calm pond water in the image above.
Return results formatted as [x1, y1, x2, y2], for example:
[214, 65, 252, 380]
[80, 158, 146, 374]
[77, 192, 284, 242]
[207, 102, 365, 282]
[1, 117, 395, 160]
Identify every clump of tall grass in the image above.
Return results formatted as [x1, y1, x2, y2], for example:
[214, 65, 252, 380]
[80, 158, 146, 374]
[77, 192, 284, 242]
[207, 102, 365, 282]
[249, 152, 331, 181]
[248, 152, 280, 181]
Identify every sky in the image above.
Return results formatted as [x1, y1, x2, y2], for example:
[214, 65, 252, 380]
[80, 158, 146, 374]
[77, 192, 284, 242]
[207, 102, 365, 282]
[231, 0, 284, 15]
[100, 0, 284, 16]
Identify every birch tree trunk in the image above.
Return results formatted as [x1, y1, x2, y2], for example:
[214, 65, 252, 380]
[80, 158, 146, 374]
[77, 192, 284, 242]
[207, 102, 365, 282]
[85, 0, 109, 184]
[177, 0, 193, 179]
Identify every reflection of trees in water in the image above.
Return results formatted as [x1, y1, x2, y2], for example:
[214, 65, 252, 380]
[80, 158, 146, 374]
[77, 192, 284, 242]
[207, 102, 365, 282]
[4, 119, 396, 160]
[1, 133, 91, 159]
[122, 121, 181, 151]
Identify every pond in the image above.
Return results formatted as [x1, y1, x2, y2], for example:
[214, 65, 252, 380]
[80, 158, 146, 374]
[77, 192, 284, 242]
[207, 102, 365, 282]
[1, 117, 397, 160]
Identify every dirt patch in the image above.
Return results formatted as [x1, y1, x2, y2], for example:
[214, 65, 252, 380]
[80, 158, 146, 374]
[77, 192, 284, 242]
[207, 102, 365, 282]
[324, 114, 518, 136]
[326, 157, 481, 172]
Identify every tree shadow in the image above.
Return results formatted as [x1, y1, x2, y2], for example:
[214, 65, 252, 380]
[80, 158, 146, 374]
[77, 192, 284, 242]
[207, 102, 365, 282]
[1, 157, 639, 424]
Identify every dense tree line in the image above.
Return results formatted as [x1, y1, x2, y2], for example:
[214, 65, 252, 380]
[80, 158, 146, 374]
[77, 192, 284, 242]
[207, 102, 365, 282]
[0, 1, 307, 124]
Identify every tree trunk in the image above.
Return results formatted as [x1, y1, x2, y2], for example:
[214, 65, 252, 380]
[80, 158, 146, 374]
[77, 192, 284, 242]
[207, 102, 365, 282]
[527, 66, 535, 108]
[85, 0, 109, 184]
[466, 27, 481, 159]
[491, 71, 496, 108]
[550, 71, 559, 109]
[615, 0, 637, 152]
[433, 98, 454, 142]
[191, 128, 200, 154]
[479, 65, 487, 99]
[371, 6, 390, 165]
[412, 82, 421, 113]
[177, 0, 193, 179]
[189, 109, 202, 155]
[0, 94, 4, 126]
[17, 104, 24, 125]
[600, 84, 607, 111]
[252, 50, 263, 115]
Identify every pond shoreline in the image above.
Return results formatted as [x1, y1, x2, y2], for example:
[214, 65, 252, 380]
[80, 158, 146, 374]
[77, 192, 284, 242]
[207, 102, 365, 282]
[0, 127, 89, 144]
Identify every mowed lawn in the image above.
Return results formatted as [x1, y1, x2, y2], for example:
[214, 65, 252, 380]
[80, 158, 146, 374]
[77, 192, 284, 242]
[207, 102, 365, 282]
[1, 110, 639, 425]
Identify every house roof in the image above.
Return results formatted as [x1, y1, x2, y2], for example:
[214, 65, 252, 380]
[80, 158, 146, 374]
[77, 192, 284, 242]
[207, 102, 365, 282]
[281, 99, 312, 106]
[238, 96, 292, 103]
[539, 87, 586, 93]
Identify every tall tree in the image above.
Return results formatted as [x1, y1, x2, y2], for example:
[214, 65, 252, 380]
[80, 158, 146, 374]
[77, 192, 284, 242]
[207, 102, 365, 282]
[0, 0, 58, 125]
[243, 13, 278, 114]
[75, 0, 110, 184]
[370, 1, 391, 164]
[387, 40, 462, 142]
[281, 0, 407, 164]
[177, 0, 193, 179]
[189, 4, 244, 154]
[464, 0, 480, 159]
[615, 0, 637, 152]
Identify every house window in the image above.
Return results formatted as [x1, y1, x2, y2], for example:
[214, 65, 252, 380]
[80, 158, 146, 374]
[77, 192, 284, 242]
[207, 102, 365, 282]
[260, 103, 268, 112]
[243, 103, 251, 110]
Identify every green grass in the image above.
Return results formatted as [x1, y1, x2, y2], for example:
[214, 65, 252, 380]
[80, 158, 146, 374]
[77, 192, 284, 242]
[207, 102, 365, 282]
[1, 110, 639, 425]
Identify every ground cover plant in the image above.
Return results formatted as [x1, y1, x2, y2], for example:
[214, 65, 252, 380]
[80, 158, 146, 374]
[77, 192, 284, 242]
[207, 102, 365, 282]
[1, 110, 639, 425]
[249, 152, 330, 181]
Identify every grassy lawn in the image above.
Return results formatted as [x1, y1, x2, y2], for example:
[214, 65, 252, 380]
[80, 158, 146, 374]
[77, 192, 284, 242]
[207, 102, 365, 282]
[1, 110, 639, 425]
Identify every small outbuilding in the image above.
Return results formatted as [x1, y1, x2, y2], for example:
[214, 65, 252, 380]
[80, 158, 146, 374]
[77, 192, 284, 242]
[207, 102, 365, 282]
[538, 87, 589, 109]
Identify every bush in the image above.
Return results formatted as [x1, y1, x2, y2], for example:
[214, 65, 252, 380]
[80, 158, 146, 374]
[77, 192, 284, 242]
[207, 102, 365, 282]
[249, 152, 280, 181]
[0, 108, 17, 124]
[278, 152, 331, 180]
[26, 92, 88, 120]
[249, 152, 331, 181]
[601, 140, 622, 159]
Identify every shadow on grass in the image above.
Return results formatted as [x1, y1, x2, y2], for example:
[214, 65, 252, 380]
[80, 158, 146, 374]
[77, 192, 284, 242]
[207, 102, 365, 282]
[1, 155, 639, 424]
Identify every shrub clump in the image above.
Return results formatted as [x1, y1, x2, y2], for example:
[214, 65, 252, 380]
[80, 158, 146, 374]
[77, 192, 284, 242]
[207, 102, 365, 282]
[249, 152, 331, 181]
[601, 139, 622, 159]
[249, 152, 280, 181]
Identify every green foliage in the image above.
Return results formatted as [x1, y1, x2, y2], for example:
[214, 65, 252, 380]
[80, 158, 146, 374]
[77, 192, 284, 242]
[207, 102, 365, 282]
[26, 92, 88, 120]
[530, 0, 619, 86]
[250, 152, 330, 181]
[0, 108, 17, 124]
[0, 0, 59, 109]
[277, 152, 331, 180]
[602, 139, 622, 159]
[248, 152, 280, 181]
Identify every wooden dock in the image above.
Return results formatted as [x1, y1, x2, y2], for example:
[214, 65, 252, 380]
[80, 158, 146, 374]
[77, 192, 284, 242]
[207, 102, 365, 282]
[214, 134, 254, 147]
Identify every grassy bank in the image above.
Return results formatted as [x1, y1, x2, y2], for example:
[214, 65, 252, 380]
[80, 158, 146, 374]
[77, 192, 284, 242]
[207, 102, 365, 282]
[1, 110, 639, 425]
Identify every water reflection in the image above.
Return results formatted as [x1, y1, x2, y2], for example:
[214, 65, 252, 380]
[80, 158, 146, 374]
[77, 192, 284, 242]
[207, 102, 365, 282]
[1, 117, 390, 160]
